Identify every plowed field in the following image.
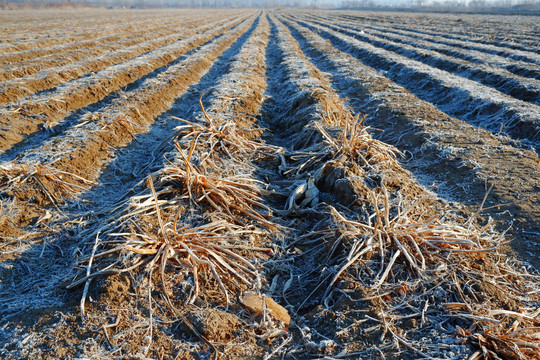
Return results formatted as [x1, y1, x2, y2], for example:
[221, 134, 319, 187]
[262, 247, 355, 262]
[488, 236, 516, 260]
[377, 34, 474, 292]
[1, 9, 539, 360]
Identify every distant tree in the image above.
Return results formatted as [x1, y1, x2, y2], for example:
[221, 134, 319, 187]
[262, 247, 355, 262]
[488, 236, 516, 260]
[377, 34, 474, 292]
[469, 0, 487, 8]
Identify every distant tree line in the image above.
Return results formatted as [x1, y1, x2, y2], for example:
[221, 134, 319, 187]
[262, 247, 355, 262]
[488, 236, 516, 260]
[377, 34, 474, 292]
[0, 0, 313, 8]
[342, 0, 540, 13]
[2, 0, 540, 12]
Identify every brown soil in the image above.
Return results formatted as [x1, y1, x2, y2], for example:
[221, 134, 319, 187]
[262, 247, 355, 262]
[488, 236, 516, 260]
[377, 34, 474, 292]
[0, 17, 210, 81]
[1, 9, 538, 360]
[0, 15, 249, 154]
[0, 15, 233, 105]
[0, 15, 256, 259]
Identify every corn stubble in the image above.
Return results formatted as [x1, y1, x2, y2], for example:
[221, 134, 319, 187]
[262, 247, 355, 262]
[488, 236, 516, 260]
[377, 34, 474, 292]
[320, 108, 400, 167]
[75, 97, 281, 311]
[170, 101, 278, 162]
[160, 139, 275, 229]
[289, 104, 539, 359]
[73, 96, 539, 360]
[0, 161, 94, 204]
[122, 184, 261, 307]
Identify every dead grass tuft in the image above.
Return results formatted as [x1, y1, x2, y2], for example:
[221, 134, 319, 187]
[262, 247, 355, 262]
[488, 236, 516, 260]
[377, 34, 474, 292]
[317, 109, 400, 168]
[121, 202, 261, 307]
[156, 139, 276, 230]
[461, 307, 540, 360]
[323, 189, 493, 298]
[73, 175, 266, 309]
[170, 94, 280, 162]
[287, 108, 400, 178]
[0, 161, 95, 204]
[314, 187, 539, 359]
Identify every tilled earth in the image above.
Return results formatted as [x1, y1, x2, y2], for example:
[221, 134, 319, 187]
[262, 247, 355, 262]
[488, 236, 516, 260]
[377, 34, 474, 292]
[0, 9, 539, 360]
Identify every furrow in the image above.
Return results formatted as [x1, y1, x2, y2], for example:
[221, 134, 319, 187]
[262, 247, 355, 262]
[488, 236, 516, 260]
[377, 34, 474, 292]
[351, 13, 540, 65]
[290, 15, 540, 151]
[280, 14, 540, 268]
[308, 11, 540, 81]
[0, 17, 187, 69]
[2, 15, 258, 206]
[318, 11, 540, 55]
[253, 13, 474, 358]
[1, 10, 539, 360]
[362, 23, 540, 81]
[0, 15, 249, 155]
[0, 15, 135, 53]
[0, 13, 258, 284]
[75, 14, 264, 213]
[361, 20, 540, 81]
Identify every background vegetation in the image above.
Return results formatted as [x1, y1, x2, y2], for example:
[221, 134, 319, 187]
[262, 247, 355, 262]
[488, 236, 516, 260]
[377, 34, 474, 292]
[1, 0, 540, 14]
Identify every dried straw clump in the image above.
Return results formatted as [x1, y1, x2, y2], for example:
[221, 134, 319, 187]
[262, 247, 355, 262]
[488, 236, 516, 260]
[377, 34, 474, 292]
[75, 176, 264, 308]
[122, 216, 261, 307]
[318, 188, 540, 359]
[445, 258, 540, 360]
[173, 117, 277, 161]
[454, 306, 540, 360]
[0, 161, 94, 204]
[460, 310, 540, 360]
[290, 109, 400, 177]
[316, 110, 400, 168]
[171, 95, 279, 162]
[323, 189, 494, 298]
[157, 139, 275, 230]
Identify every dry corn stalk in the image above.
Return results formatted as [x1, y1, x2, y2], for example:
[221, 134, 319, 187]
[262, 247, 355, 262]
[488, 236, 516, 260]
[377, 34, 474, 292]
[125, 218, 260, 306]
[0, 162, 95, 204]
[316, 112, 400, 168]
[290, 110, 400, 177]
[458, 307, 540, 360]
[81, 176, 265, 307]
[323, 189, 495, 298]
[317, 188, 540, 359]
[160, 139, 276, 230]
[171, 94, 279, 161]
[172, 117, 279, 161]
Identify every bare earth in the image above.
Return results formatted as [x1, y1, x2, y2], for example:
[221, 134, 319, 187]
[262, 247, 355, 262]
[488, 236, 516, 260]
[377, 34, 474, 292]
[0, 8, 539, 360]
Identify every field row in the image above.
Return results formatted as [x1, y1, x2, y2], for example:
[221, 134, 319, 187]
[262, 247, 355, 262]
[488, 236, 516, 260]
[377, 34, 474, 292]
[0, 9, 213, 53]
[278, 12, 540, 253]
[289, 13, 540, 147]
[302, 12, 540, 91]
[328, 11, 540, 54]
[0, 9, 539, 360]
